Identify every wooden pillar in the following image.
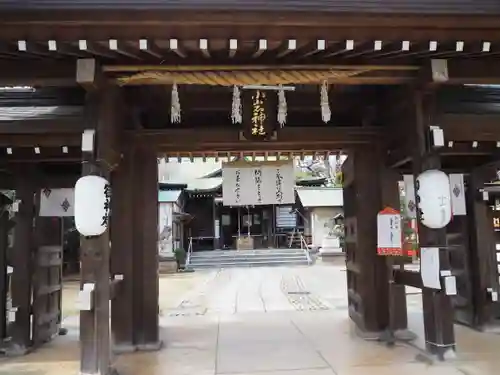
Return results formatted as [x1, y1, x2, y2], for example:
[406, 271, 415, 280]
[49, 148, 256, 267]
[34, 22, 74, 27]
[78, 86, 117, 374]
[380, 166, 409, 332]
[0, 192, 11, 341]
[343, 146, 407, 334]
[411, 88, 455, 358]
[110, 143, 135, 352]
[10, 174, 36, 353]
[131, 142, 161, 350]
[111, 141, 161, 351]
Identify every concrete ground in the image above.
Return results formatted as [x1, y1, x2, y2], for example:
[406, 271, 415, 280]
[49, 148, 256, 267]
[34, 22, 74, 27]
[2, 260, 500, 375]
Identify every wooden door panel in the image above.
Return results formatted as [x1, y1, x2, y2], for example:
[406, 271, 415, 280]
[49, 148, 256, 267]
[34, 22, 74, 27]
[33, 245, 62, 346]
[32, 215, 63, 348]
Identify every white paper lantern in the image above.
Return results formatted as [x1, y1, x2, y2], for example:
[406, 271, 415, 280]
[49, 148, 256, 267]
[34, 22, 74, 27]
[74, 175, 111, 236]
[416, 169, 452, 229]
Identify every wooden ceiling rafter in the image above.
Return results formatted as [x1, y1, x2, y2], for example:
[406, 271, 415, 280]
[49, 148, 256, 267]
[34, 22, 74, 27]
[77, 40, 119, 59]
[1, 37, 499, 65]
[137, 39, 163, 60]
[106, 39, 142, 60]
[0, 145, 81, 163]
[169, 38, 187, 58]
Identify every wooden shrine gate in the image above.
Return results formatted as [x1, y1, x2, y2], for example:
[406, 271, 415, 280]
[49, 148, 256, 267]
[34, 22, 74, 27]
[2, 2, 500, 372]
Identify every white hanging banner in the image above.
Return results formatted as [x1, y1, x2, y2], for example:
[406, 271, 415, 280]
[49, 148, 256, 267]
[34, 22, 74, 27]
[449, 173, 467, 216]
[403, 175, 417, 219]
[377, 207, 402, 256]
[222, 160, 295, 206]
[420, 247, 441, 289]
[39, 188, 75, 217]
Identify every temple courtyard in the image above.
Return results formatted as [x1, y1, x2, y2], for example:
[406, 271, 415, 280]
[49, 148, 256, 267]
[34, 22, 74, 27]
[1, 259, 500, 375]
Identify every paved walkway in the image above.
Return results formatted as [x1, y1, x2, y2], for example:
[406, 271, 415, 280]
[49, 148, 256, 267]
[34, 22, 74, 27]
[1, 261, 500, 375]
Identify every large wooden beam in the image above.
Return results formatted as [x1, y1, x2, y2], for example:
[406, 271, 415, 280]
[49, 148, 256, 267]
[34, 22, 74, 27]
[0, 171, 79, 190]
[0, 134, 81, 147]
[133, 126, 381, 153]
[0, 11, 499, 41]
[440, 114, 500, 142]
[0, 118, 85, 134]
[424, 59, 500, 85]
[0, 61, 76, 87]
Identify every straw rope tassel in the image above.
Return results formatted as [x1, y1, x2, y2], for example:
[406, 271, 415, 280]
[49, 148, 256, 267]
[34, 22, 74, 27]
[277, 85, 287, 127]
[320, 81, 331, 123]
[171, 83, 181, 123]
[231, 85, 242, 124]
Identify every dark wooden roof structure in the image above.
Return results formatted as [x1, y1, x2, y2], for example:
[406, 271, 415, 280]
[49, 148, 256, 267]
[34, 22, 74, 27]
[0, 1, 499, 167]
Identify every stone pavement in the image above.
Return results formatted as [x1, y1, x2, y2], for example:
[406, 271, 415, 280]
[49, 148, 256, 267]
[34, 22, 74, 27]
[1, 260, 500, 375]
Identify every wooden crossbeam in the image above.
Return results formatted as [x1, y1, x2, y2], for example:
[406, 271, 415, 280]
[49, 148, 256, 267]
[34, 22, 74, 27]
[439, 113, 500, 141]
[2, 12, 500, 43]
[131, 126, 382, 153]
[0, 118, 85, 134]
[0, 134, 80, 147]
[0, 61, 76, 86]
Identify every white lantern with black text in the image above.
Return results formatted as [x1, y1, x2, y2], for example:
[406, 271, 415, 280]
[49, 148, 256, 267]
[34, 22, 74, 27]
[74, 175, 111, 236]
[416, 169, 452, 229]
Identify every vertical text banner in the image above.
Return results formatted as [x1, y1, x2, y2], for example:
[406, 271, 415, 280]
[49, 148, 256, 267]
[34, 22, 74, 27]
[222, 160, 295, 206]
[377, 207, 402, 256]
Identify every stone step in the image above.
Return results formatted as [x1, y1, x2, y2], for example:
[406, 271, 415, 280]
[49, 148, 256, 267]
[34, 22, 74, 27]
[190, 249, 305, 257]
[186, 248, 311, 269]
[190, 251, 305, 260]
[189, 255, 308, 264]
[187, 258, 310, 269]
